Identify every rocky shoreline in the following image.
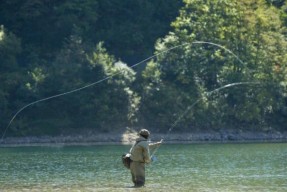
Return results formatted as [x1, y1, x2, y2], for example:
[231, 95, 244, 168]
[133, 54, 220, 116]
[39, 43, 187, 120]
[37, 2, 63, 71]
[1, 130, 287, 146]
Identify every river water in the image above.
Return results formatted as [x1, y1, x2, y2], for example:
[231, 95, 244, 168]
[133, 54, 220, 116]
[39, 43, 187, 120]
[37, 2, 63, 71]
[0, 143, 286, 191]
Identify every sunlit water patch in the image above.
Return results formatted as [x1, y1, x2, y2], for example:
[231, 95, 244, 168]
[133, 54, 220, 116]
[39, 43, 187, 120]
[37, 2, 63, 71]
[0, 143, 286, 191]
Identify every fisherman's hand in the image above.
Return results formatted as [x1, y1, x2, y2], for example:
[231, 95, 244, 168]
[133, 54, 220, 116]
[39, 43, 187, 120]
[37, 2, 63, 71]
[148, 139, 163, 148]
[155, 139, 163, 146]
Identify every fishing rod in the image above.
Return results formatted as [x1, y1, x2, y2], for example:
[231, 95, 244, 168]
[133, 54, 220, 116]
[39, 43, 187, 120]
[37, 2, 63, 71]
[149, 81, 262, 159]
[0, 40, 247, 141]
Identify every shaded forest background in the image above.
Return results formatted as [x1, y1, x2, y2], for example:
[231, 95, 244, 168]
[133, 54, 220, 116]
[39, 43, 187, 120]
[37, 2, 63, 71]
[0, 0, 287, 137]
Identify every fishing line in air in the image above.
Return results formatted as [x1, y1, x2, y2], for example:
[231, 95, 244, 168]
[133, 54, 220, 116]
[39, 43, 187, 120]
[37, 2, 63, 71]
[166, 82, 260, 137]
[1, 41, 246, 141]
[150, 81, 262, 158]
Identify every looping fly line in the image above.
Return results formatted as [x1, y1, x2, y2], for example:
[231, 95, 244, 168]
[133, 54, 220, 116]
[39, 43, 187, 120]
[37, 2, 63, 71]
[1, 40, 247, 140]
[164, 81, 261, 139]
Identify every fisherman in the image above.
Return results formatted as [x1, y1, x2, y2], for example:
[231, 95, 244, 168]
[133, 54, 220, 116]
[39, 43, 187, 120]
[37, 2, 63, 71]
[129, 129, 162, 187]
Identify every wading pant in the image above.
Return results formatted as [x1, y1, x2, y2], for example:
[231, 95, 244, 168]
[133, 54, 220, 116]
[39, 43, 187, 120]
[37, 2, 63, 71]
[130, 161, 145, 187]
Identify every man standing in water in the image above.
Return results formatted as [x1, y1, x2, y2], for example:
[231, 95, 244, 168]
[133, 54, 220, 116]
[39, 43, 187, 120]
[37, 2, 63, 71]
[129, 129, 162, 187]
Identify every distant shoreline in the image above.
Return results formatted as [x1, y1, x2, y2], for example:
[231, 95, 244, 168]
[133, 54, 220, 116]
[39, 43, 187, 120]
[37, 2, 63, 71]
[1, 130, 286, 147]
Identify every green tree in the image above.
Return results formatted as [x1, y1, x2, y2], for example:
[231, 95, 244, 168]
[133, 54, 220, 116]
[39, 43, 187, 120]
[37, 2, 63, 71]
[86, 43, 138, 131]
[21, 40, 139, 135]
[93, 0, 183, 63]
[140, 0, 287, 132]
[0, 26, 27, 135]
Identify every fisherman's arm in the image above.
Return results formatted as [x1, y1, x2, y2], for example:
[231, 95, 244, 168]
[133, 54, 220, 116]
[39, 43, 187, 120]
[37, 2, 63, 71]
[148, 140, 163, 151]
[142, 147, 151, 163]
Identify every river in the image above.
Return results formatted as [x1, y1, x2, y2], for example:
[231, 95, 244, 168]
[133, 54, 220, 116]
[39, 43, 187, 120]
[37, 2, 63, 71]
[0, 143, 286, 191]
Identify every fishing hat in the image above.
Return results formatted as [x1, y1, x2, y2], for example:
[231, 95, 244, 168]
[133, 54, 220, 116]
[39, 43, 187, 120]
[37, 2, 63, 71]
[139, 129, 150, 138]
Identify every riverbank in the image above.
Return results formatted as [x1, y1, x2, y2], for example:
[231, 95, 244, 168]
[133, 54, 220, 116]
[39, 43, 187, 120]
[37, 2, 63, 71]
[1, 129, 286, 146]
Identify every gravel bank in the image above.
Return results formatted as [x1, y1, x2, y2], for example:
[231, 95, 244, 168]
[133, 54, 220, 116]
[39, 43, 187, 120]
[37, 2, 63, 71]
[1, 130, 286, 146]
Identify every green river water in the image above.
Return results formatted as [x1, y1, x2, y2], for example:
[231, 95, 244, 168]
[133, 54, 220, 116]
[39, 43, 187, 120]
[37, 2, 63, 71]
[0, 143, 286, 192]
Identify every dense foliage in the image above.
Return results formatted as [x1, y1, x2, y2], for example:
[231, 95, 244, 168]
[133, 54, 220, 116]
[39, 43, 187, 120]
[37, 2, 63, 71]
[141, 0, 287, 132]
[0, 0, 286, 137]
